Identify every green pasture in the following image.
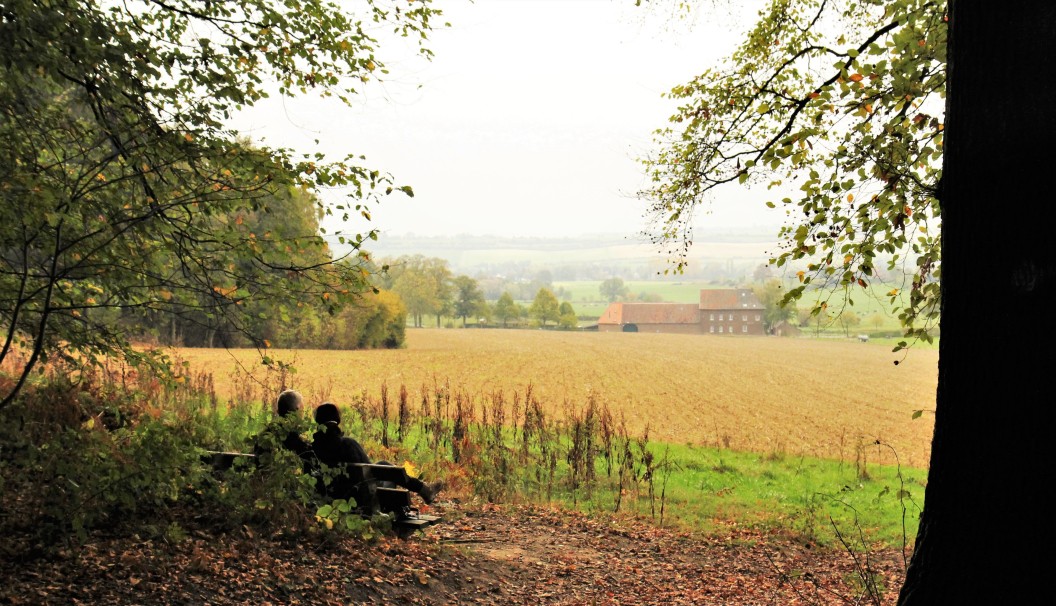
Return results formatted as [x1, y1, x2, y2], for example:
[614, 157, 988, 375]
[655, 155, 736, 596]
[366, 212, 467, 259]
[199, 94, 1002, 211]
[547, 442, 925, 548]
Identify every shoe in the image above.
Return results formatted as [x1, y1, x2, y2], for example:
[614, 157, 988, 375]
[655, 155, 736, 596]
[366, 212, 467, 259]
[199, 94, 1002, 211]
[420, 480, 444, 505]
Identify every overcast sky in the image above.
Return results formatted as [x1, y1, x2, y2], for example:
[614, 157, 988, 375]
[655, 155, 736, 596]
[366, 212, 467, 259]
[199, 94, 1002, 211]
[233, 0, 783, 241]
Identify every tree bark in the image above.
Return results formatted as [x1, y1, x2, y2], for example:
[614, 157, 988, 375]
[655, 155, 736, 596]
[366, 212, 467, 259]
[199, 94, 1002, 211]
[898, 3, 1056, 604]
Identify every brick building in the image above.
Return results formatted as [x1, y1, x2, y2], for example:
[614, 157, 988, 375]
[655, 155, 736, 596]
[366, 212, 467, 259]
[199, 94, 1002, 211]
[597, 289, 766, 335]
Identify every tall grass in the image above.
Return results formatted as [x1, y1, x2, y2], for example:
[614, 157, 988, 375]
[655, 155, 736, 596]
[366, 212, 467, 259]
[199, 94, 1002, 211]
[293, 379, 924, 548]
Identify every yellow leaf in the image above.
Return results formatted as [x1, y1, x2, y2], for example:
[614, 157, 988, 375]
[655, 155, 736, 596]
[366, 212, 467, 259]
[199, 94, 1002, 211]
[843, 255, 853, 265]
[403, 460, 419, 479]
[849, 73, 864, 82]
[847, 194, 854, 202]
[796, 271, 805, 282]
[888, 289, 899, 296]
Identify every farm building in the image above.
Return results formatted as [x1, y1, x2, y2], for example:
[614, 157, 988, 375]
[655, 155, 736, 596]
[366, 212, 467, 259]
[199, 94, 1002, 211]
[597, 288, 767, 335]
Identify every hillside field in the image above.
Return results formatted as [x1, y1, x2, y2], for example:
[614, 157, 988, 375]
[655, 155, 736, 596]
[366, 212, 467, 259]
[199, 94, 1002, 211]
[176, 329, 938, 468]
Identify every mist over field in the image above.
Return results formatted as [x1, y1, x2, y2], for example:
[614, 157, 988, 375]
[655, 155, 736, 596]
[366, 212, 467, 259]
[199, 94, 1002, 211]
[356, 231, 782, 280]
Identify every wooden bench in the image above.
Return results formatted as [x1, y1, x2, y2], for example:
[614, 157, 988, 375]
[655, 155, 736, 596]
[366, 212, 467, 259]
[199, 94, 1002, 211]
[202, 450, 256, 471]
[200, 451, 441, 537]
[333, 463, 442, 537]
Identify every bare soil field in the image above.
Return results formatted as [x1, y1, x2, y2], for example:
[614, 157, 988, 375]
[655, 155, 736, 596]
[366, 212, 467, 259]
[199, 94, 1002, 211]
[175, 329, 937, 467]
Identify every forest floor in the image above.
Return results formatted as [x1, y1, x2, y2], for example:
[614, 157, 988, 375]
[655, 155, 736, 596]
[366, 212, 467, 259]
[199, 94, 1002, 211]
[0, 498, 910, 605]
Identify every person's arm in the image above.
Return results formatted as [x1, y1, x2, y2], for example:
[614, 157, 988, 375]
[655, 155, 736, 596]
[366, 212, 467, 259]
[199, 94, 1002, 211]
[342, 437, 371, 464]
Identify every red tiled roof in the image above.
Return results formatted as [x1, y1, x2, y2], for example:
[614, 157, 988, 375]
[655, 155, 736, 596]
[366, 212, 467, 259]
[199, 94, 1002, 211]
[597, 303, 700, 325]
[699, 288, 764, 311]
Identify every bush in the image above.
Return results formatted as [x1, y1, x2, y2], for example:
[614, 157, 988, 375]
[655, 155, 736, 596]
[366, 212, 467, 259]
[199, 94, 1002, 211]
[0, 363, 322, 549]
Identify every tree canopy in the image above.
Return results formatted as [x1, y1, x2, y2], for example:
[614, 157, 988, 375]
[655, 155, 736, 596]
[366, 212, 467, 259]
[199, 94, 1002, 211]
[529, 288, 560, 327]
[452, 275, 486, 327]
[599, 277, 629, 303]
[381, 254, 452, 328]
[494, 292, 519, 328]
[641, 0, 944, 348]
[0, 0, 440, 407]
[751, 279, 797, 333]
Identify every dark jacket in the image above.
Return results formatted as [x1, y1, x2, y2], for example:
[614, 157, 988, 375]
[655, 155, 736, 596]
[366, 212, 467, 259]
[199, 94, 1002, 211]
[253, 418, 313, 465]
[312, 423, 370, 466]
[311, 423, 371, 501]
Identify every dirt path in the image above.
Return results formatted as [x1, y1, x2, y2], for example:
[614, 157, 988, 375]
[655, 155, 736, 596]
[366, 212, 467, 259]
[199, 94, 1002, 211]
[432, 503, 907, 605]
[0, 501, 908, 605]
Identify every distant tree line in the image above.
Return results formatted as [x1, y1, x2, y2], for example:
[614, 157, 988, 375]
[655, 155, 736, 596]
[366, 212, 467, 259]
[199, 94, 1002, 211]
[374, 255, 580, 330]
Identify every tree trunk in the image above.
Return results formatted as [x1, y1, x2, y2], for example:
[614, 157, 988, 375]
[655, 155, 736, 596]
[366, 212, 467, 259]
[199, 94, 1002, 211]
[898, 3, 1056, 603]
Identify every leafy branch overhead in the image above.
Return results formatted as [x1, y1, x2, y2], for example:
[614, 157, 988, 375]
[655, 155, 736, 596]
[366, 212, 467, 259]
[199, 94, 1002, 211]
[641, 0, 944, 345]
[0, 0, 441, 408]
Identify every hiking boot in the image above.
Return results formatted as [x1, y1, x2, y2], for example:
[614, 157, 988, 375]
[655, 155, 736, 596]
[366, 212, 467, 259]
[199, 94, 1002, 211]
[420, 480, 444, 505]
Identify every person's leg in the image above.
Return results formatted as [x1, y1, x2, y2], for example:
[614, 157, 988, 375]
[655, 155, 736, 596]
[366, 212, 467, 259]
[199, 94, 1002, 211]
[375, 460, 441, 503]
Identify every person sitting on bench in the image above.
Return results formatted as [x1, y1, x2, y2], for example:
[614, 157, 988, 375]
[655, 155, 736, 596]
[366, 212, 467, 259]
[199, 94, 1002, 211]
[252, 389, 314, 468]
[311, 402, 443, 504]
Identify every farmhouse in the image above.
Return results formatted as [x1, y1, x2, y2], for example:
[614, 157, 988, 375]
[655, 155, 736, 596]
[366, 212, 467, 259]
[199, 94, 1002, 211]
[597, 288, 766, 335]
